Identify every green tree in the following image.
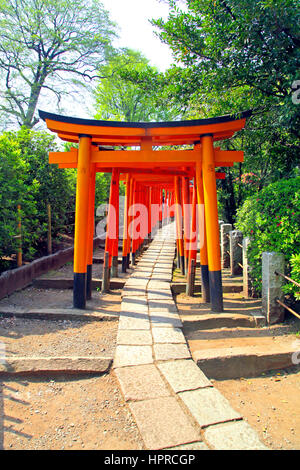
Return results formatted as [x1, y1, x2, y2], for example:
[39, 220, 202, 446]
[235, 177, 300, 298]
[0, 0, 116, 128]
[0, 127, 78, 270]
[94, 48, 181, 122]
[150, 0, 300, 221]
[0, 132, 36, 270]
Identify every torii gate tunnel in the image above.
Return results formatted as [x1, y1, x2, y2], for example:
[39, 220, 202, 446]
[39, 110, 251, 313]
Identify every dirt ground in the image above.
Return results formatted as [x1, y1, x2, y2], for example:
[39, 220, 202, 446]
[0, 260, 299, 450]
[214, 365, 300, 450]
[1, 374, 144, 450]
[174, 278, 300, 451]
[0, 287, 145, 450]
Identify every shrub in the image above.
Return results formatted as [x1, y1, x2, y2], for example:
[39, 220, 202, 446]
[0, 128, 77, 270]
[235, 177, 300, 296]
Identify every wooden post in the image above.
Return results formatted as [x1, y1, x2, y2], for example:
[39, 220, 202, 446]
[111, 169, 120, 278]
[102, 251, 110, 293]
[201, 134, 223, 312]
[174, 176, 185, 274]
[103, 168, 118, 289]
[195, 158, 210, 303]
[182, 175, 190, 272]
[131, 180, 137, 265]
[17, 204, 22, 267]
[122, 175, 129, 273]
[86, 164, 96, 300]
[126, 177, 134, 268]
[148, 187, 152, 243]
[47, 203, 52, 255]
[73, 135, 91, 309]
[186, 182, 197, 296]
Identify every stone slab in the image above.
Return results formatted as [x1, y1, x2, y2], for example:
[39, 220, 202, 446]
[125, 279, 149, 288]
[118, 312, 150, 330]
[148, 300, 178, 313]
[115, 364, 170, 401]
[147, 292, 174, 301]
[152, 327, 185, 344]
[204, 421, 268, 450]
[158, 359, 212, 393]
[178, 388, 241, 428]
[166, 442, 209, 450]
[147, 281, 171, 290]
[0, 357, 112, 375]
[117, 329, 153, 346]
[0, 307, 117, 322]
[114, 345, 153, 368]
[128, 396, 202, 450]
[150, 312, 182, 328]
[121, 298, 148, 312]
[122, 288, 148, 297]
[154, 343, 191, 361]
[193, 347, 298, 379]
[150, 313, 182, 328]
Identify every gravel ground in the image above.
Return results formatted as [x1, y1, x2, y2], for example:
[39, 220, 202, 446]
[0, 316, 117, 358]
[0, 284, 145, 450]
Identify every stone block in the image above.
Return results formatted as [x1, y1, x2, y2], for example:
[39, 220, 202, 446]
[128, 396, 201, 450]
[204, 420, 268, 450]
[115, 364, 170, 401]
[114, 345, 153, 368]
[262, 252, 285, 324]
[221, 224, 232, 269]
[178, 388, 241, 427]
[158, 359, 212, 393]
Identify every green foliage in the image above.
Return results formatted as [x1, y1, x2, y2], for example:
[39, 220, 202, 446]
[282, 254, 300, 300]
[0, 133, 36, 269]
[94, 48, 181, 122]
[0, 0, 116, 128]
[0, 127, 78, 270]
[235, 177, 300, 295]
[151, 0, 300, 222]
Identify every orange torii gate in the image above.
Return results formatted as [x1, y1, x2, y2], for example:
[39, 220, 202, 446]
[39, 110, 250, 312]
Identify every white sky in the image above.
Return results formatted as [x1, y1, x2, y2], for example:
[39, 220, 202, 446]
[100, 0, 175, 71]
[42, 0, 177, 120]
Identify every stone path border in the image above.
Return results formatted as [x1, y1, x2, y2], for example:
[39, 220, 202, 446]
[113, 224, 268, 450]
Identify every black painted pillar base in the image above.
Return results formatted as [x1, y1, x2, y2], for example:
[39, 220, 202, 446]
[101, 251, 110, 293]
[180, 256, 185, 275]
[209, 270, 223, 312]
[126, 253, 130, 269]
[111, 256, 118, 277]
[201, 265, 210, 303]
[177, 250, 181, 269]
[122, 256, 127, 273]
[86, 264, 92, 300]
[73, 272, 86, 309]
[132, 252, 136, 265]
[186, 259, 196, 296]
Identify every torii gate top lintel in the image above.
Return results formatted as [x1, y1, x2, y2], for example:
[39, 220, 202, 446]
[38, 109, 251, 145]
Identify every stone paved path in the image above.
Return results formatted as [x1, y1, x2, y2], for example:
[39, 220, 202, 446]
[113, 224, 268, 450]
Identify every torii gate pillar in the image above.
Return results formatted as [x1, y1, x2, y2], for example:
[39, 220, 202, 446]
[73, 135, 91, 309]
[202, 134, 223, 312]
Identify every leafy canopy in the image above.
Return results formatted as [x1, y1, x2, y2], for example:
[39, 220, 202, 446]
[0, 0, 116, 128]
[94, 48, 181, 122]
